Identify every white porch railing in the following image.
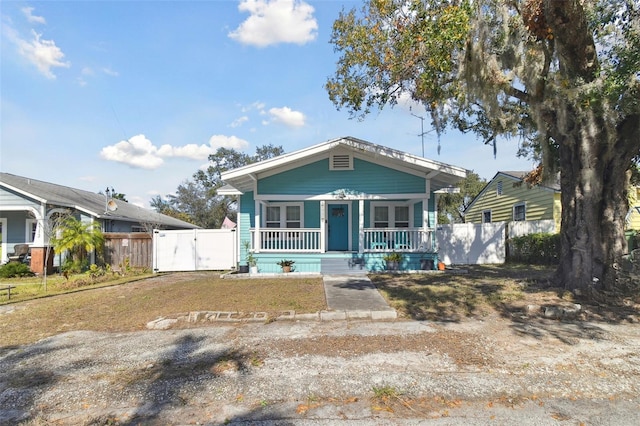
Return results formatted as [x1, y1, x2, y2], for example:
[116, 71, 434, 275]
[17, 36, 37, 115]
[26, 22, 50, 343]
[250, 228, 435, 252]
[364, 228, 435, 252]
[251, 228, 322, 252]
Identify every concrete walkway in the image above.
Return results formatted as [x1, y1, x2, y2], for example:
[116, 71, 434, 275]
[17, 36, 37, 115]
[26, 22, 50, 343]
[322, 274, 397, 320]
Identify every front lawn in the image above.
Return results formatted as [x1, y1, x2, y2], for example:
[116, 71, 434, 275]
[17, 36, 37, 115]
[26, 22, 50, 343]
[0, 272, 327, 347]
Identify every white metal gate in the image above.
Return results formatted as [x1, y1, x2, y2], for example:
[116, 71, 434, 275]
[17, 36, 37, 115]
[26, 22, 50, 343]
[152, 229, 237, 272]
[436, 223, 506, 265]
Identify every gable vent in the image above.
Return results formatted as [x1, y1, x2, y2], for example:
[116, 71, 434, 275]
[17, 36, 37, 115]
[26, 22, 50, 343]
[331, 154, 353, 170]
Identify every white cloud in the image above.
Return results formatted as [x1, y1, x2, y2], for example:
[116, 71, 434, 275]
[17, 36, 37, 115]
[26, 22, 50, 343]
[229, 0, 318, 47]
[6, 28, 70, 79]
[21, 7, 46, 25]
[230, 116, 249, 128]
[208, 135, 250, 150]
[102, 67, 119, 77]
[267, 106, 306, 127]
[100, 135, 164, 169]
[100, 134, 251, 169]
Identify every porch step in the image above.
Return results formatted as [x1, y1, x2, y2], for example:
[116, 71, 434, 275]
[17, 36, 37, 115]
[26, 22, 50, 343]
[321, 257, 368, 275]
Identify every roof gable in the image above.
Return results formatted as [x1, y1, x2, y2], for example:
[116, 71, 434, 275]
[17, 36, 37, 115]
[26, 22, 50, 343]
[221, 136, 467, 193]
[464, 170, 560, 215]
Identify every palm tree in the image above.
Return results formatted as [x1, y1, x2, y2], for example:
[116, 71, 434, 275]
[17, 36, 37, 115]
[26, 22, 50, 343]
[51, 217, 104, 271]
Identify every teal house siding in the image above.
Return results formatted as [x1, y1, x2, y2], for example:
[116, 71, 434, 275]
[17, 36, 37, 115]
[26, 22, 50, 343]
[304, 200, 320, 227]
[258, 158, 425, 195]
[238, 191, 255, 264]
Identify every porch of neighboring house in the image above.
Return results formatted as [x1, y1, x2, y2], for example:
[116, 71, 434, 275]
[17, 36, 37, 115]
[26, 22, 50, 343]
[243, 199, 439, 274]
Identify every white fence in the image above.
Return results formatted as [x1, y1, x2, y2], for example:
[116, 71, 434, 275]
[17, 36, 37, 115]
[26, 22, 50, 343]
[153, 229, 237, 272]
[508, 219, 556, 238]
[436, 223, 506, 265]
[436, 220, 557, 265]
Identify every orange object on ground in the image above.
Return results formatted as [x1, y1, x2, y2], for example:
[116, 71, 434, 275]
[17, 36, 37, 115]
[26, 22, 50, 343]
[437, 261, 445, 271]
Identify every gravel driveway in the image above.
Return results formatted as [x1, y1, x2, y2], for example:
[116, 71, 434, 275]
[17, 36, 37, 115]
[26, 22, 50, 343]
[1, 314, 640, 425]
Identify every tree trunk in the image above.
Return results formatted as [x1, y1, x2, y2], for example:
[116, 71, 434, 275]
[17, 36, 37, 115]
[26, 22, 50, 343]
[554, 108, 639, 294]
[545, 0, 640, 294]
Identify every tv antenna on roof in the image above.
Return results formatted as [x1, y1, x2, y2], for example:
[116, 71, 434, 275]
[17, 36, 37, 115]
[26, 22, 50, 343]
[410, 106, 437, 157]
[105, 187, 118, 213]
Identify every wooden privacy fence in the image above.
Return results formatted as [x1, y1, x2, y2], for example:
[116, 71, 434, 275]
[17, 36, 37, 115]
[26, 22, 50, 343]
[103, 232, 153, 269]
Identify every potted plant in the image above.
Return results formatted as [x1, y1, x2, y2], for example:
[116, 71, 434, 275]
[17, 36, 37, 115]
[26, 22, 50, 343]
[247, 252, 258, 274]
[383, 252, 403, 271]
[420, 257, 434, 271]
[240, 241, 257, 274]
[277, 259, 295, 273]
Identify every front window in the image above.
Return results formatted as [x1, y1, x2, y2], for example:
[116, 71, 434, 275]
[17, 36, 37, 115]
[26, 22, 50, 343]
[26, 219, 37, 243]
[394, 206, 409, 228]
[513, 203, 526, 221]
[482, 210, 492, 223]
[371, 204, 411, 228]
[266, 206, 280, 228]
[374, 206, 389, 228]
[264, 203, 304, 228]
[285, 205, 301, 228]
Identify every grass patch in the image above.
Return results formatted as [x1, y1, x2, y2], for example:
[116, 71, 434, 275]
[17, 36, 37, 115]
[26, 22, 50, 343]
[0, 272, 326, 347]
[371, 264, 557, 321]
[0, 269, 153, 304]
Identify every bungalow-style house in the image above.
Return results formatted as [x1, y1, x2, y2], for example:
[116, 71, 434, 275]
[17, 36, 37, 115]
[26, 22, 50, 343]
[219, 137, 467, 273]
[464, 170, 640, 232]
[0, 172, 197, 274]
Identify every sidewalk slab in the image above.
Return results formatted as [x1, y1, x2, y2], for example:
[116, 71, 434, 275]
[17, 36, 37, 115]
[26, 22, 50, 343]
[322, 275, 396, 315]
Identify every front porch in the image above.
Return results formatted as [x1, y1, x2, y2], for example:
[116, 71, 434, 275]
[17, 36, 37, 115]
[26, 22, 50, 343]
[247, 227, 438, 273]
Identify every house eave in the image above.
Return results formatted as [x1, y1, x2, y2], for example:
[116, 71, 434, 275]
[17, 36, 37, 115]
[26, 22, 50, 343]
[221, 136, 467, 192]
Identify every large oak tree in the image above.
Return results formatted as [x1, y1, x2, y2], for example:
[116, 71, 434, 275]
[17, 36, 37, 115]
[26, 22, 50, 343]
[326, 0, 640, 294]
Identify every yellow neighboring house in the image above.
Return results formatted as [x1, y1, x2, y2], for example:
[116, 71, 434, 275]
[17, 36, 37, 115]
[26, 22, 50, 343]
[464, 171, 640, 231]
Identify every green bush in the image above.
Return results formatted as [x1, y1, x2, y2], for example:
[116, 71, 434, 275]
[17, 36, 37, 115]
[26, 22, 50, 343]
[61, 257, 89, 274]
[0, 262, 36, 278]
[508, 233, 560, 265]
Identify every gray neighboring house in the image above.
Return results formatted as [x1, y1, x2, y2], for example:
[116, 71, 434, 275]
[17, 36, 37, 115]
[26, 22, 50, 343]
[0, 172, 197, 273]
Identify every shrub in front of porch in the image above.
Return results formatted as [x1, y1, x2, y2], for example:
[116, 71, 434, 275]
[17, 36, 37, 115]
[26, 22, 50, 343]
[277, 259, 295, 273]
[383, 252, 404, 271]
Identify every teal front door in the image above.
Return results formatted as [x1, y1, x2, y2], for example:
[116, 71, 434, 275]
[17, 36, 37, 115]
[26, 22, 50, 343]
[328, 204, 349, 251]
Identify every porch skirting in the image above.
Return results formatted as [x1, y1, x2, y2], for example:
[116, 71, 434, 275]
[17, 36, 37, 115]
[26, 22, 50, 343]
[244, 252, 438, 274]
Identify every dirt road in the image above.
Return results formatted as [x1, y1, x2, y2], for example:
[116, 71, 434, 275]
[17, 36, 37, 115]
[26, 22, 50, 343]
[2, 313, 640, 425]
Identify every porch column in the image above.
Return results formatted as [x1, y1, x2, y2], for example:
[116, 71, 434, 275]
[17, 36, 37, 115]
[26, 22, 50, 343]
[320, 200, 326, 252]
[254, 200, 261, 253]
[423, 197, 432, 250]
[358, 199, 364, 253]
[31, 205, 53, 275]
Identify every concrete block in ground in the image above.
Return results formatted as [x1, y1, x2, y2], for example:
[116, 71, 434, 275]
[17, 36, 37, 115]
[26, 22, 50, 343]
[146, 318, 177, 330]
[189, 311, 206, 323]
[216, 311, 242, 321]
[291, 313, 319, 321]
[320, 311, 347, 321]
[371, 310, 397, 320]
[249, 312, 268, 322]
[278, 310, 295, 320]
[346, 310, 371, 319]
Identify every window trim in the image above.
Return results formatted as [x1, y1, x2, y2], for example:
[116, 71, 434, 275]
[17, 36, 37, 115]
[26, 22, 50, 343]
[513, 202, 526, 221]
[25, 219, 37, 243]
[262, 202, 304, 228]
[369, 202, 412, 228]
[482, 209, 492, 223]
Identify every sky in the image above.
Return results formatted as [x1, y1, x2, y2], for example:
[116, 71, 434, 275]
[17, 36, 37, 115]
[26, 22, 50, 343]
[1, 0, 535, 208]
